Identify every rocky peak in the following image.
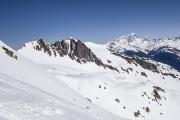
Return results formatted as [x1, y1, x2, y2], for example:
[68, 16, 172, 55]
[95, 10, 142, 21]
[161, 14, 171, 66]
[126, 33, 140, 42]
[73, 40, 97, 62]
[114, 33, 143, 44]
[36, 39, 52, 56]
[33, 38, 119, 72]
[51, 40, 69, 56]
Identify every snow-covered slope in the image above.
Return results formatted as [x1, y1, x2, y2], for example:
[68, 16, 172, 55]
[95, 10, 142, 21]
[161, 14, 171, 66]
[0, 40, 126, 120]
[17, 38, 180, 120]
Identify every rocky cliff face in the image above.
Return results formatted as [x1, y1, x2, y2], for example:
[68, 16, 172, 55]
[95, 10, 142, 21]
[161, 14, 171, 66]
[36, 39, 52, 56]
[69, 39, 97, 62]
[34, 38, 118, 72]
[51, 40, 69, 57]
[112, 53, 179, 78]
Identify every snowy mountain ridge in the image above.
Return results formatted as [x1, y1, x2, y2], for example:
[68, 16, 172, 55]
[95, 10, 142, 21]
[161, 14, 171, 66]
[16, 37, 180, 119]
[0, 40, 126, 120]
[109, 33, 180, 53]
[18, 38, 119, 72]
[108, 33, 180, 71]
[0, 35, 180, 120]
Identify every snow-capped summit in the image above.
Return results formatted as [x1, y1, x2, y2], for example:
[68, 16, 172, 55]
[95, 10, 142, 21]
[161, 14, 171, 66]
[126, 33, 142, 43]
[108, 34, 180, 71]
[108, 33, 149, 54]
[114, 33, 143, 43]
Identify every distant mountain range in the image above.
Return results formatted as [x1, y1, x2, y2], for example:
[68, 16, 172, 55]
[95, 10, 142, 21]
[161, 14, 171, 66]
[108, 33, 180, 71]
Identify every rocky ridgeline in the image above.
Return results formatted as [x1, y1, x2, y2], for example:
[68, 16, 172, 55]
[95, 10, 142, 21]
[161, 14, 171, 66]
[112, 53, 179, 78]
[1, 46, 18, 60]
[112, 53, 158, 72]
[34, 39, 119, 72]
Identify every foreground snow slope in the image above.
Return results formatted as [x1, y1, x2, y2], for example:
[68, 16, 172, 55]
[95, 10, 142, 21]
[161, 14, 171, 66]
[18, 39, 180, 120]
[0, 41, 126, 120]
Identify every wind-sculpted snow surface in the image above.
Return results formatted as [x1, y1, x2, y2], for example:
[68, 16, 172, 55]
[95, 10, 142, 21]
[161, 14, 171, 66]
[0, 73, 95, 120]
[16, 38, 180, 120]
[0, 40, 126, 120]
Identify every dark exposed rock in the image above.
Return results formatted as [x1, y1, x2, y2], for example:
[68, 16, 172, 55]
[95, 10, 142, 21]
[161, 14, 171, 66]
[81, 58, 87, 63]
[121, 67, 133, 73]
[68, 39, 120, 72]
[68, 39, 98, 63]
[133, 58, 158, 72]
[34, 38, 119, 72]
[134, 110, 140, 117]
[68, 39, 106, 67]
[2, 47, 13, 57]
[115, 98, 120, 103]
[53, 51, 57, 57]
[2, 46, 18, 60]
[121, 67, 129, 73]
[128, 68, 133, 71]
[14, 55, 18, 60]
[153, 86, 165, 93]
[74, 40, 93, 61]
[95, 59, 105, 67]
[152, 86, 166, 103]
[161, 72, 177, 78]
[86, 98, 92, 102]
[141, 72, 147, 77]
[76, 58, 82, 64]
[107, 60, 111, 63]
[145, 107, 150, 113]
[61, 40, 69, 55]
[112, 53, 159, 73]
[105, 64, 119, 72]
[51, 40, 69, 57]
[69, 39, 77, 55]
[36, 39, 52, 56]
[153, 89, 161, 100]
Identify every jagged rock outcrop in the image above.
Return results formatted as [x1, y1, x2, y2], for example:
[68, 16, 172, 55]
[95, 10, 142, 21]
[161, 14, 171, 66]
[35, 38, 119, 72]
[51, 40, 69, 57]
[132, 58, 158, 72]
[2, 46, 17, 60]
[113, 53, 158, 72]
[36, 39, 52, 56]
[112, 53, 179, 78]
[69, 39, 97, 63]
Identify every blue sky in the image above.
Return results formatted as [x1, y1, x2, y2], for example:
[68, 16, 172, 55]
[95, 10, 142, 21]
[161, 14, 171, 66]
[0, 0, 180, 49]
